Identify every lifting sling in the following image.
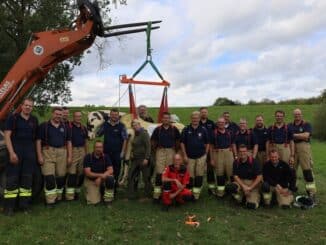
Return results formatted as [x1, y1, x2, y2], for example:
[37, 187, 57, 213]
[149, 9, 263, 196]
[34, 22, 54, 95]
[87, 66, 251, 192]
[120, 22, 170, 122]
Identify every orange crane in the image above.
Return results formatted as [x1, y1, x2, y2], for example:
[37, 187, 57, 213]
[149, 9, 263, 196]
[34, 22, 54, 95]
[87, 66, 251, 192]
[0, 0, 161, 196]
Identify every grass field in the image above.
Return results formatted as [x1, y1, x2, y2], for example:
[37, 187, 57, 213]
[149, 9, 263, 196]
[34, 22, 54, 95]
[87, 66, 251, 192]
[0, 105, 325, 244]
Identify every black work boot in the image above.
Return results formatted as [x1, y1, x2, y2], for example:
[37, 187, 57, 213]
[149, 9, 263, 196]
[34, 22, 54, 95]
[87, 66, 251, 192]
[3, 207, 14, 217]
[161, 205, 169, 212]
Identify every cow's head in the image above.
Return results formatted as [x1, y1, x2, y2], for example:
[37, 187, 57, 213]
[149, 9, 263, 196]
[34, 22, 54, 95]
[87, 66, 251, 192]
[87, 111, 108, 139]
[87, 110, 127, 139]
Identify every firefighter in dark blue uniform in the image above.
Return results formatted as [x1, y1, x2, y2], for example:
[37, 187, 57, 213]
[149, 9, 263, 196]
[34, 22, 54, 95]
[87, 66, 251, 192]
[199, 107, 216, 195]
[210, 117, 236, 197]
[66, 111, 88, 201]
[36, 107, 72, 206]
[97, 108, 127, 192]
[180, 111, 209, 200]
[223, 111, 239, 134]
[234, 118, 258, 158]
[252, 115, 269, 167]
[3, 98, 38, 216]
[151, 112, 180, 201]
[288, 108, 316, 200]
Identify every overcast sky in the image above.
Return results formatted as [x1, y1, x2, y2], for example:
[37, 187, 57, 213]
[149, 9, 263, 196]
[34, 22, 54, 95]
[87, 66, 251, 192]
[70, 0, 326, 107]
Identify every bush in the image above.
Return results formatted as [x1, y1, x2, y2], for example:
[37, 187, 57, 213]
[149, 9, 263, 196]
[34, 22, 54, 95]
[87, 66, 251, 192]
[213, 97, 241, 106]
[313, 103, 326, 141]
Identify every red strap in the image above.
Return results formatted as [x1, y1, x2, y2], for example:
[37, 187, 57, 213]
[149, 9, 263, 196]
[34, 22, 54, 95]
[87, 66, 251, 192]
[128, 84, 137, 120]
[157, 87, 168, 123]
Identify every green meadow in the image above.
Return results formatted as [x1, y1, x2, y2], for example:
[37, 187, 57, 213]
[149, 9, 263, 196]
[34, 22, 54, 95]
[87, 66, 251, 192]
[0, 105, 325, 244]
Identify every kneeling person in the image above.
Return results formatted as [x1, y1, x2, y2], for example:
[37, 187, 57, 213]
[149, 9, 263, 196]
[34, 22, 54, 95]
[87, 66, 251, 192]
[262, 150, 295, 208]
[228, 145, 262, 209]
[83, 141, 115, 205]
[162, 154, 194, 209]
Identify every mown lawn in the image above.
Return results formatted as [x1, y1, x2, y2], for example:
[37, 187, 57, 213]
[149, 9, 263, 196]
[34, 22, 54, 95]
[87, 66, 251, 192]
[0, 105, 325, 244]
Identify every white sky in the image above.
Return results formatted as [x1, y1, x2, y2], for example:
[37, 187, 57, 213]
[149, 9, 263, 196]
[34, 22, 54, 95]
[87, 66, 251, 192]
[69, 0, 326, 107]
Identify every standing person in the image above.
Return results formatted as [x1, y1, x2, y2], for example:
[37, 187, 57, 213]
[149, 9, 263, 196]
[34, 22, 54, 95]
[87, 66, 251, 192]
[234, 118, 258, 158]
[227, 145, 262, 209]
[252, 115, 269, 167]
[223, 111, 239, 134]
[266, 110, 295, 165]
[288, 108, 316, 200]
[36, 107, 72, 207]
[199, 107, 216, 195]
[128, 119, 152, 199]
[62, 107, 70, 125]
[3, 98, 38, 216]
[180, 111, 209, 200]
[137, 105, 154, 123]
[161, 154, 194, 211]
[151, 112, 180, 201]
[65, 111, 88, 201]
[262, 150, 295, 208]
[210, 117, 236, 197]
[98, 108, 127, 193]
[83, 141, 115, 206]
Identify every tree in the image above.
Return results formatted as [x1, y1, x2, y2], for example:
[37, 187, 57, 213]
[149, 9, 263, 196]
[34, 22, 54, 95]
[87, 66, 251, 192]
[213, 97, 240, 106]
[247, 100, 258, 105]
[0, 0, 124, 106]
[260, 98, 276, 105]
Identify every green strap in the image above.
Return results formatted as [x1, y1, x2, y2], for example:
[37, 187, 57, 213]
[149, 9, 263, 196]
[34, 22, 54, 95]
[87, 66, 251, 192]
[149, 60, 164, 80]
[132, 60, 149, 78]
[146, 22, 152, 58]
[130, 22, 164, 81]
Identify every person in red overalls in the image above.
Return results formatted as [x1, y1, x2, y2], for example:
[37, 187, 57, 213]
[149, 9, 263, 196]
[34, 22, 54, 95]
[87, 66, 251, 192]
[161, 154, 194, 210]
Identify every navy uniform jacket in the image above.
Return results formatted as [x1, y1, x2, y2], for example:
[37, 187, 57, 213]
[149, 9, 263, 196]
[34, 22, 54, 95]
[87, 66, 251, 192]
[70, 123, 88, 147]
[263, 160, 294, 190]
[288, 121, 312, 143]
[234, 129, 258, 150]
[252, 127, 269, 151]
[267, 124, 293, 144]
[98, 121, 128, 153]
[83, 153, 112, 174]
[37, 121, 71, 148]
[151, 125, 180, 148]
[225, 122, 239, 135]
[5, 113, 38, 145]
[211, 129, 234, 149]
[233, 157, 261, 180]
[200, 119, 215, 141]
[181, 125, 208, 159]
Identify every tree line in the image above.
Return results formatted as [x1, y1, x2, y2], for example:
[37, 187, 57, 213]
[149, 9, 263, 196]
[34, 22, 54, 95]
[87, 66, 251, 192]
[213, 89, 326, 106]
[0, 0, 122, 107]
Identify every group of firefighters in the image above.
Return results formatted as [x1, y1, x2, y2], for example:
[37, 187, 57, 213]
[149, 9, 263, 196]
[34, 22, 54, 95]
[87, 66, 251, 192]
[2, 98, 317, 215]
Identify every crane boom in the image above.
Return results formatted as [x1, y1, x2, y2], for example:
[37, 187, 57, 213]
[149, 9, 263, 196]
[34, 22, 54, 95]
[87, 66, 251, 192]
[0, 0, 161, 122]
